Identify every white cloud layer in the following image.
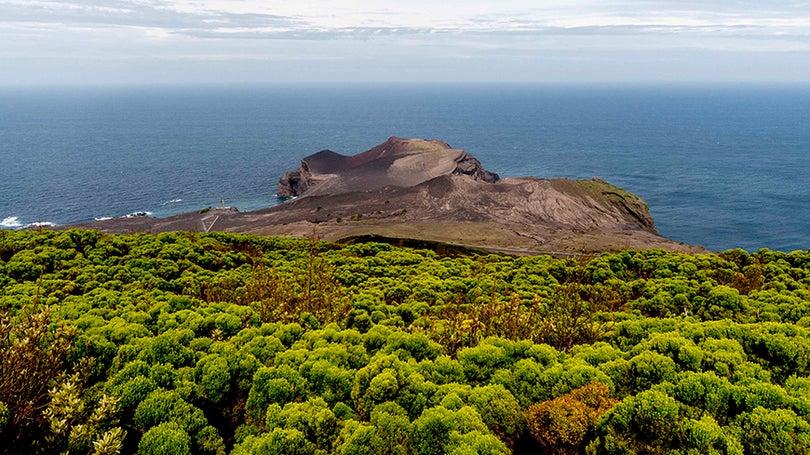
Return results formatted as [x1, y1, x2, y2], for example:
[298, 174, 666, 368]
[1, 0, 809, 84]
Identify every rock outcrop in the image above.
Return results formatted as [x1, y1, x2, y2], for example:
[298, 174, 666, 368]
[277, 161, 315, 198]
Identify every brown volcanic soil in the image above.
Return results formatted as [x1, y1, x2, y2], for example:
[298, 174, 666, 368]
[276, 137, 498, 197]
[66, 137, 704, 255]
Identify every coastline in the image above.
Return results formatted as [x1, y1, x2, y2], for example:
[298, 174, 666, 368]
[3, 86, 809, 251]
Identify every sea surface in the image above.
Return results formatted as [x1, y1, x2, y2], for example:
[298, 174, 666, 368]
[1, 84, 809, 252]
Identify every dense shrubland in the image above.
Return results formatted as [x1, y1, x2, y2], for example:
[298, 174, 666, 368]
[2, 229, 810, 454]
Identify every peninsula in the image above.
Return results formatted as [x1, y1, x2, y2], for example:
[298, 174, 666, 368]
[70, 137, 702, 254]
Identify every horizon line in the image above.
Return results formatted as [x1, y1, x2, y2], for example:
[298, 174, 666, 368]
[2, 80, 810, 89]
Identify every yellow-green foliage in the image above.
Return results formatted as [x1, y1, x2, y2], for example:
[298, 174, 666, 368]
[2, 229, 810, 454]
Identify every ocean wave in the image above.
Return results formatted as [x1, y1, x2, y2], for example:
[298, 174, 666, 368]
[161, 198, 183, 206]
[1, 216, 23, 228]
[27, 221, 56, 228]
[94, 216, 113, 221]
[123, 211, 153, 218]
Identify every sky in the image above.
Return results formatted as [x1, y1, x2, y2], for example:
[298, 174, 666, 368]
[2, 0, 810, 85]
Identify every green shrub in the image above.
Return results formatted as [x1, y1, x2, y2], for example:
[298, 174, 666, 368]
[195, 354, 231, 403]
[468, 384, 525, 446]
[138, 422, 192, 455]
[232, 428, 315, 455]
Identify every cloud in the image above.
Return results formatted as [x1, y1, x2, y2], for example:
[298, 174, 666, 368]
[0, 0, 301, 32]
[2, 0, 808, 42]
[1, 0, 809, 84]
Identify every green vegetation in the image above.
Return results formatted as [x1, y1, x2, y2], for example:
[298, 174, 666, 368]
[2, 229, 810, 454]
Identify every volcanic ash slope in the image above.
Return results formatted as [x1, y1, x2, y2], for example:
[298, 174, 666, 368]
[264, 137, 699, 253]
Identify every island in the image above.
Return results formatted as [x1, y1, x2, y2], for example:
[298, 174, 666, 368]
[70, 137, 703, 254]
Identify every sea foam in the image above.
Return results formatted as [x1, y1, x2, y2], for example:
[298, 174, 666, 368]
[123, 211, 153, 218]
[1, 216, 23, 228]
[27, 221, 55, 228]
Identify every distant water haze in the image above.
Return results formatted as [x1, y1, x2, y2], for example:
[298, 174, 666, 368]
[1, 84, 808, 252]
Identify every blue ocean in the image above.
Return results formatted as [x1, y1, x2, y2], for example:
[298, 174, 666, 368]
[1, 84, 808, 252]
